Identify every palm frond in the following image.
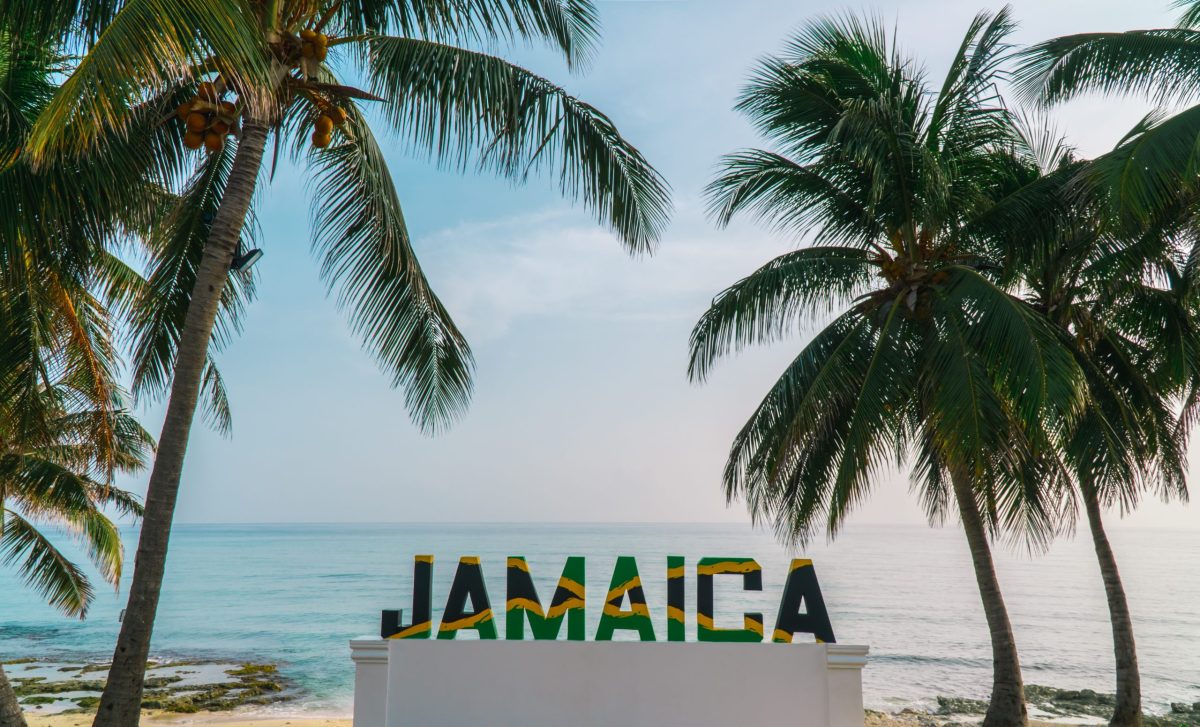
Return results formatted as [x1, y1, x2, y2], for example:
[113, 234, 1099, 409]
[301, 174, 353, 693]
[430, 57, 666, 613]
[928, 7, 1016, 158]
[307, 105, 474, 433]
[740, 12, 909, 158]
[366, 35, 670, 254]
[706, 150, 879, 245]
[688, 246, 875, 382]
[1015, 29, 1200, 107]
[1179, 0, 1200, 29]
[0, 510, 93, 618]
[126, 139, 255, 432]
[1087, 105, 1200, 224]
[337, 0, 600, 68]
[0, 0, 124, 45]
[24, 0, 272, 162]
[939, 266, 1083, 427]
[725, 304, 919, 546]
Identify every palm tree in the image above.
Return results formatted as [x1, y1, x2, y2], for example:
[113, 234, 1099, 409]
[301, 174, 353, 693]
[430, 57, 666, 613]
[0, 29, 152, 727]
[0, 388, 149, 727]
[0, 382, 148, 727]
[690, 11, 1082, 727]
[1015, 13, 1200, 726]
[1016, 0, 1200, 223]
[1007, 127, 1198, 727]
[8, 1, 671, 722]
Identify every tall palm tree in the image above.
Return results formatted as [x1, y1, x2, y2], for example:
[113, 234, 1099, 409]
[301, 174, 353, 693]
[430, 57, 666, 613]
[0, 29, 152, 727]
[1008, 129, 1198, 727]
[690, 11, 1082, 727]
[1015, 13, 1200, 725]
[8, 1, 671, 723]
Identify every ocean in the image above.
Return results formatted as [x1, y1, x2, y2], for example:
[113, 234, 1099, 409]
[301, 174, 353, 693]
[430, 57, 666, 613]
[1, 522, 1197, 716]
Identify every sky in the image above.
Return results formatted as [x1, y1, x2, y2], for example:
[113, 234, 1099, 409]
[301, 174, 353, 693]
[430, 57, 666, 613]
[115, 0, 1199, 530]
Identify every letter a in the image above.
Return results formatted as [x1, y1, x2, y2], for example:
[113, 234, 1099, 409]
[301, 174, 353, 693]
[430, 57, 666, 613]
[595, 556, 655, 641]
[772, 559, 835, 643]
[438, 557, 498, 639]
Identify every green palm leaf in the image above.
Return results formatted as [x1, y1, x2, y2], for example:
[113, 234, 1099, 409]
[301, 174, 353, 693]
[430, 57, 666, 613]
[1087, 107, 1200, 223]
[706, 151, 879, 245]
[1016, 29, 1200, 107]
[367, 35, 670, 253]
[126, 141, 256, 435]
[722, 309, 884, 545]
[24, 0, 272, 162]
[0, 510, 93, 618]
[939, 266, 1083, 425]
[307, 105, 473, 432]
[688, 245, 875, 382]
[336, 0, 599, 68]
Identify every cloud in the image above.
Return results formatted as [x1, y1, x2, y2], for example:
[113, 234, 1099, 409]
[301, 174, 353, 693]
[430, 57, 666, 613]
[417, 200, 795, 340]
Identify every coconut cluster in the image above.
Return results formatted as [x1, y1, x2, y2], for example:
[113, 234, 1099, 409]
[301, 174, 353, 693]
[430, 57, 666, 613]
[282, 26, 348, 148]
[310, 105, 348, 148]
[176, 81, 239, 153]
[299, 29, 329, 62]
[177, 21, 352, 153]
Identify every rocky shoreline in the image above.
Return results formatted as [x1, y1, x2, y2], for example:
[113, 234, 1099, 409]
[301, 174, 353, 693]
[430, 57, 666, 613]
[869, 685, 1199, 727]
[6, 658, 295, 715]
[10, 657, 1199, 725]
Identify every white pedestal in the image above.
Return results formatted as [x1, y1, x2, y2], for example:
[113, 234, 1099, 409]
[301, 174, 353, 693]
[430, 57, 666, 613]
[350, 639, 868, 727]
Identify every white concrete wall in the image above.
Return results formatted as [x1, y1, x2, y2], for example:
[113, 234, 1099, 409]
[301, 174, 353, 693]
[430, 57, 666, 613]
[350, 639, 388, 727]
[350, 639, 868, 727]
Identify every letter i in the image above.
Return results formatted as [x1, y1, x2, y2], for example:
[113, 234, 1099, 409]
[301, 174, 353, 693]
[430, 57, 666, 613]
[667, 555, 685, 641]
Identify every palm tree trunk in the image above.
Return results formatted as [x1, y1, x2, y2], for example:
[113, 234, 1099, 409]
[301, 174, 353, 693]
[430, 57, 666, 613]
[1083, 487, 1142, 727]
[1, 663, 29, 727]
[951, 470, 1028, 727]
[91, 122, 270, 727]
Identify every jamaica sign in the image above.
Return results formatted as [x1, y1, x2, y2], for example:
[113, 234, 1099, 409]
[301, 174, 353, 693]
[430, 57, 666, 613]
[382, 555, 835, 644]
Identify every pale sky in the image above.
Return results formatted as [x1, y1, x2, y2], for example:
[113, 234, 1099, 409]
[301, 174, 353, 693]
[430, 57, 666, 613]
[117, 0, 1198, 531]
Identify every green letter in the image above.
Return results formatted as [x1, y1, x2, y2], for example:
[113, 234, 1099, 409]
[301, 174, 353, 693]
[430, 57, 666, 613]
[505, 556, 586, 640]
[667, 556, 685, 641]
[697, 557, 763, 642]
[595, 556, 655, 641]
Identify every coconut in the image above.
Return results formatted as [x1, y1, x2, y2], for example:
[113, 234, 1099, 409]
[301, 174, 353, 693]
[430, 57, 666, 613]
[210, 120, 230, 135]
[301, 42, 315, 59]
[315, 115, 334, 135]
[197, 81, 218, 102]
[186, 112, 209, 133]
[312, 130, 332, 148]
[204, 132, 225, 152]
[183, 131, 204, 149]
[176, 101, 193, 121]
[300, 28, 316, 41]
[330, 107, 348, 125]
[219, 101, 237, 116]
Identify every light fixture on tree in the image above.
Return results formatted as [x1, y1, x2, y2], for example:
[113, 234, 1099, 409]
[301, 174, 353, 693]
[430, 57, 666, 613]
[231, 244, 264, 272]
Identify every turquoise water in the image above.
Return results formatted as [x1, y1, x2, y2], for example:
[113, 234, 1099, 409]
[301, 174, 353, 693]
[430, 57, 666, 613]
[1, 523, 1197, 716]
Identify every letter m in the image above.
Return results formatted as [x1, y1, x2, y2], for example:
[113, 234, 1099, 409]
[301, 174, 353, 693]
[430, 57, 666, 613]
[505, 556, 585, 640]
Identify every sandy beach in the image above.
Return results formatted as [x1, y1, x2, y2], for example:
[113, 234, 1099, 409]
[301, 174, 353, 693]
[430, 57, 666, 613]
[26, 714, 352, 727]
[24, 710, 1085, 727]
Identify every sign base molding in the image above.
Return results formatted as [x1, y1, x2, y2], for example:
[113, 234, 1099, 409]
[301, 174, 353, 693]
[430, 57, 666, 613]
[349, 638, 869, 727]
